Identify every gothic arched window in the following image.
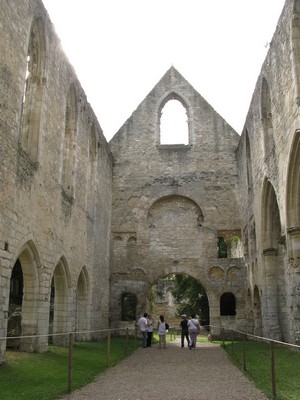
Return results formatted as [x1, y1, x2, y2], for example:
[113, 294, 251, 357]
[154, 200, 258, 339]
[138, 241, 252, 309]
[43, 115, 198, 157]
[62, 84, 78, 200]
[20, 18, 46, 163]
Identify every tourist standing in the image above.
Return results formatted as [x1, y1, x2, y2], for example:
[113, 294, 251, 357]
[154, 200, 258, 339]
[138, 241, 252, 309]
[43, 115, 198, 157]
[146, 314, 153, 347]
[179, 314, 190, 348]
[157, 314, 167, 349]
[138, 312, 148, 348]
[187, 313, 201, 349]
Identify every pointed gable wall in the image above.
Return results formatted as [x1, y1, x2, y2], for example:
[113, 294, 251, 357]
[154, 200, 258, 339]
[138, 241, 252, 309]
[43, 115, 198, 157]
[109, 67, 245, 326]
[109, 66, 241, 232]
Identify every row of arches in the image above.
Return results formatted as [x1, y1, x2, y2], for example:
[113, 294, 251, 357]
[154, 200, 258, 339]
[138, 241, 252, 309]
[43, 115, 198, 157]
[6, 240, 90, 351]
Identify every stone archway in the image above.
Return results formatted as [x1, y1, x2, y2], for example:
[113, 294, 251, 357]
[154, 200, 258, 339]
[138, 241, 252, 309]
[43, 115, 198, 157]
[50, 257, 73, 345]
[146, 273, 209, 329]
[261, 179, 285, 339]
[75, 267, 90, 341]
[6, 241, 42, 352]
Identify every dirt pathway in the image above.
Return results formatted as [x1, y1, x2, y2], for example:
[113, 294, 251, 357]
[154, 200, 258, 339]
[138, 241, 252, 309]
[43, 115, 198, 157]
[59, 338, 269, 400]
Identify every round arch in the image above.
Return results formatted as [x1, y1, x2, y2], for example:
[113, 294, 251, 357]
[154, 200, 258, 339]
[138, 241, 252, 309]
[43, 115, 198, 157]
[146, 272, 210, 328]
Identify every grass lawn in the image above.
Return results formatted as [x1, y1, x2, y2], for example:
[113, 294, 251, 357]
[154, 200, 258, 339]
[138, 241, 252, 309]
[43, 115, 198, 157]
[0, 337, 137, 400]
[222, 339, 300, 400]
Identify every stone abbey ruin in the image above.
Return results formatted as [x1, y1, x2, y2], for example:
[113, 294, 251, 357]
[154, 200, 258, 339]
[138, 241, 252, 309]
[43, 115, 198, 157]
[0, 0, 300, 362]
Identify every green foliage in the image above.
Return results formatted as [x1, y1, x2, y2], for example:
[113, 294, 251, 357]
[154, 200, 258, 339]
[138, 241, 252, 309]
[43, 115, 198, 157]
[171, 275, 209, 325]
[0, 337, 136, 400]
[223, 340, 300, 400]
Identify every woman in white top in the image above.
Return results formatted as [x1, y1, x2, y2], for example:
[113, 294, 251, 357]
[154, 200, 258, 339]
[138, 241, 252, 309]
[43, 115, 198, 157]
[146, 315, 153, 347]
[157, 314, 166, 349]
[187, 313, 200, 349]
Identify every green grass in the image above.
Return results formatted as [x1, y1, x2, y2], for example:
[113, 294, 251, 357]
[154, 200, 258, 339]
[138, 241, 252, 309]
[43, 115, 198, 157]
[0, 337, 137, 400]
[222, 340, 300, 400]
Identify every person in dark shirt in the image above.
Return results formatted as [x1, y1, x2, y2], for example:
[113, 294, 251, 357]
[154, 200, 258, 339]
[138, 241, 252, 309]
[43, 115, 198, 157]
[179, 314, 190, 348]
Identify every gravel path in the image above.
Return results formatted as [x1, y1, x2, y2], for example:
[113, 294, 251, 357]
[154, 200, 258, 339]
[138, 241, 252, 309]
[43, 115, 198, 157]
[59, 338, 269, 400]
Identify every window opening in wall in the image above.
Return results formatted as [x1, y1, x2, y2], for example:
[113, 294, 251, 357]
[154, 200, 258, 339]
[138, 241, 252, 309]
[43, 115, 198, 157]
[22, 56, 30, 103]
[121, 293, 137, 321]
[218, 236, 228, 258]
[160, 99, 189, 144]
[220, 292, 236, 316]
[48, 278, 55, 344]
[230, 235, 243, 258]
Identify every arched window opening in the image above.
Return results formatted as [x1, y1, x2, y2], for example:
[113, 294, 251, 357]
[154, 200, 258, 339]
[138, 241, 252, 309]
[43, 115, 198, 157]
[230, 235, 243, 258]
[261, 78, 274, 157]
[245, 131, 253, 190]
[121, 293, 137, 321]
[87, 123, 97, 218]
[220, 292, 236, 316]
[48, 278, 55, 344]
[62, 84, 78, 200]
[20, 18, 46, 163]
[218, 236, 228, 258]
[75, 269, 89, 339]
[160, 99, 189, 144]
[7, 260, 23, 348]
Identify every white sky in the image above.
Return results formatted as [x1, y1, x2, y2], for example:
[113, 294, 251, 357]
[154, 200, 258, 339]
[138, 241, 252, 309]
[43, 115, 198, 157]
[42, 0, 286, 141]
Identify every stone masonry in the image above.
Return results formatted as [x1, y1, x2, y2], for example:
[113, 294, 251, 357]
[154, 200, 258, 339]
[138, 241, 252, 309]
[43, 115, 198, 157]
[0, 0, 300, 363]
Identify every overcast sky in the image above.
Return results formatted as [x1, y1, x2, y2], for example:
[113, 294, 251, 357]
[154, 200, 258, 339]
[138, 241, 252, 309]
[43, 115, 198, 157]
[42, 0, 286, 141]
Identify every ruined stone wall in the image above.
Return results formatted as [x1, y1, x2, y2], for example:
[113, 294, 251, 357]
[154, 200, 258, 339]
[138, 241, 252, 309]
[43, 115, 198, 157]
[237, 0, 300, 342]
[109, 67, 246, 330]
[0, 0, 112, 362]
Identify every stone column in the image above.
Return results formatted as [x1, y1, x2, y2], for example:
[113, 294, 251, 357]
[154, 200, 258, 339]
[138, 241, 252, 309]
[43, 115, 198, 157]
[262, 248, 281, 340]
[287, 227, 300, 343]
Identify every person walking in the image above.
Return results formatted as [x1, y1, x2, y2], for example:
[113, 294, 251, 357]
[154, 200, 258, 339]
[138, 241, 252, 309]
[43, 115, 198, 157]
[157, 314, 167, 349]
[187, 313, 201, 350]
[138, 312, 148, 348]
[179, 314, 190, 348]
[146, 314, 153, 347]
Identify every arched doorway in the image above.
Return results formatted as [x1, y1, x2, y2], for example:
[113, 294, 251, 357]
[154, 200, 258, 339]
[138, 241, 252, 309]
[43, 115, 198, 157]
[49, 257, 72, 346]
[7, 259, 23, 348]
[7, 241, 42, 352]
[147, 274, 209, 329]
[75, 267, 90, 340]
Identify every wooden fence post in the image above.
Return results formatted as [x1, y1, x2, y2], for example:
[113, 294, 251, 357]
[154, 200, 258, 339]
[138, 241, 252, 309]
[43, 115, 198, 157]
[68, 333, 74, 393]
[242, 333, 247, 371]
[125, 328, 128, 356]
[106, 332, 111, 368]
[270, 340, 276, 399]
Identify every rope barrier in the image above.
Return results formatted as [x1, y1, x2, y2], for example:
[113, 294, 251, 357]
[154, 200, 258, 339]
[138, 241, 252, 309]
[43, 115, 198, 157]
[0, 326, 136, 341]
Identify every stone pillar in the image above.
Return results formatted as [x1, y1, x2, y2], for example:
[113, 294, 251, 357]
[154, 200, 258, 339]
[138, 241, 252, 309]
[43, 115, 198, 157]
[0, 272, 10, 364]
[287, 227, 300, 343]
[262, 248, 281, 340]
